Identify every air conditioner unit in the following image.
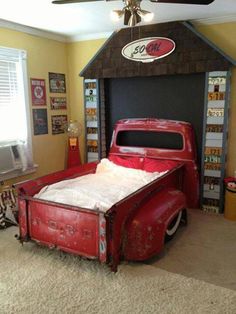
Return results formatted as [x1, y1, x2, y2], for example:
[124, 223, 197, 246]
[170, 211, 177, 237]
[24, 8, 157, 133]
[0, 145, 23, 174]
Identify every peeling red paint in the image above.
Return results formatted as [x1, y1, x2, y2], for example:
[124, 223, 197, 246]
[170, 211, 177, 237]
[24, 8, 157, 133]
[15, 118, 198, 271]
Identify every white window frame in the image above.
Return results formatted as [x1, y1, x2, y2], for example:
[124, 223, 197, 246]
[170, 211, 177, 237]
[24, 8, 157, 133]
[0, 46, 36, 181]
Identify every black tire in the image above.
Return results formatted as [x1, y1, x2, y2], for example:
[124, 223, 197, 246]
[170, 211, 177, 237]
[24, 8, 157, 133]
[165, 210, 183, 242]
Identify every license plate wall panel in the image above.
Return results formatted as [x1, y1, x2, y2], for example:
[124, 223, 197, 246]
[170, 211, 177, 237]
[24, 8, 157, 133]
[201, 71, 230, 213]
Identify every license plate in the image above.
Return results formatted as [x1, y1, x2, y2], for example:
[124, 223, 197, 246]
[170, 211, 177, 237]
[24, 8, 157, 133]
[205, 147, 222, 156]
[86, 108, 97, 115]
[208, 77, 226, 85]
[202, 205, 220, 214]
[204, 176, 220, 185]
[206, 124, 223, 133]
[204, 163, 221, 170]
[204, 155, 221, 163]
[207, 108, 224, 117]
[85, 82, 97, 89]
[87, 127, 98, 134]
[87, 140, 98, 147]
[208, 92, 225, 101]
[86, 95, 96, 102]
[203, 198, 220, 207]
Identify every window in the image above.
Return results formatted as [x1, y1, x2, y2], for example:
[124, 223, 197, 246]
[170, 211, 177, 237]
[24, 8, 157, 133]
[116, 130, 184, 150]
[0, 46, 34, 180]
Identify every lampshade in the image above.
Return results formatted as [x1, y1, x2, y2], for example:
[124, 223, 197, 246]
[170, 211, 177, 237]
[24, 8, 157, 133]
[110, 9, 124, 22]
[137, 9, 154, 22]
[128, 13, 138, 27]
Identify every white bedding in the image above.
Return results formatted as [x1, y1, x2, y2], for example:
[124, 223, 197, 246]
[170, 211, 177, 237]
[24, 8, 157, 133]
[35, 158, 166, 212]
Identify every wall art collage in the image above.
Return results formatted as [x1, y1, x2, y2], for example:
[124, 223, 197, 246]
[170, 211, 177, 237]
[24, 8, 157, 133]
[31, 73, 67, 136]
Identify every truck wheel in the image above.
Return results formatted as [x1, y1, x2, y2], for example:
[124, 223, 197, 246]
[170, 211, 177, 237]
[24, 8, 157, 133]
[165, 210, 182, 242]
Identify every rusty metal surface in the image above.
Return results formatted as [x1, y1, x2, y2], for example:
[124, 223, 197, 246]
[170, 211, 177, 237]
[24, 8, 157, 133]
[123, 188, 186, 261]
[109, 118, 199, 208]
[106, 166, 185, 271]
[28, 201, 99, 258]
[16, 118, 199, 271]
[18, 198, 28, 242]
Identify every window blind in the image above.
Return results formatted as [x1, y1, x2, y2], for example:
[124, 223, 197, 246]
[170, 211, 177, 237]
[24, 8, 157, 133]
[0, 47, 27, 144]
[0, 46, 34, 179]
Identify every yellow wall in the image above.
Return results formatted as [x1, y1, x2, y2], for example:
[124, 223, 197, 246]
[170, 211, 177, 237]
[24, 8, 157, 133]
[0, 21, 236, 189]
[67, 38, 106, 162]
[196, 22, 236, 176]
[0, 28, 69, 186]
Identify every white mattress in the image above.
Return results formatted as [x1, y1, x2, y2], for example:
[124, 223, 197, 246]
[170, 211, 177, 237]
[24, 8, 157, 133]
[35, 158, 166, 212]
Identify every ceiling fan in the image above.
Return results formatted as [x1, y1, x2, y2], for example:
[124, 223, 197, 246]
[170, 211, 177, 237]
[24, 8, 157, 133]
[52, 0, 215, 27]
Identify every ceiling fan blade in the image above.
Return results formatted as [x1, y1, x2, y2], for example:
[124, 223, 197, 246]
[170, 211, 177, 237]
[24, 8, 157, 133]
[150, 0, 214, 4]
[52, 0, 104, 4]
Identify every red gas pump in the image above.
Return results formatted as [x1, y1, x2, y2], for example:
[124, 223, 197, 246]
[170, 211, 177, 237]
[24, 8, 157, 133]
[67, 120, 82, 168]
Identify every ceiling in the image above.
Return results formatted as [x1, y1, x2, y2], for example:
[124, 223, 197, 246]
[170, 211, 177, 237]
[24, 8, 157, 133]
[0, 0, 236, 41]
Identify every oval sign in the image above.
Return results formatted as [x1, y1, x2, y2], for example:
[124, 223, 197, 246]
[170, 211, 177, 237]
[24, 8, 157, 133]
[122, 37, 176, 63]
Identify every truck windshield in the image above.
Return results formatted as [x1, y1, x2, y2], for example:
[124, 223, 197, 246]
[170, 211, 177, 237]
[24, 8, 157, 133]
[116, 131, 183, 150]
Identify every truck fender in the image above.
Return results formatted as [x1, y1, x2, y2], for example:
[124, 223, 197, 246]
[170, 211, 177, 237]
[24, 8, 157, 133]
[122, 188, 186, 261]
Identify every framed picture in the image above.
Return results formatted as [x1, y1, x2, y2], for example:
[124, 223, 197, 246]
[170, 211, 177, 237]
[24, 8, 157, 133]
[31, 78, 46, 106]
[32, 109, 48, 135]
[49, 72, 66, 93]
[50, 97, 67, 110]
[51, 115, 68, 135]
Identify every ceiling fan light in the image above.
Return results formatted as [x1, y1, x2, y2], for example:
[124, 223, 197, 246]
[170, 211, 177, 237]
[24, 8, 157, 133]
[143, 12, 154, 22]
[128, 13, 137, 27]
[137, 9, 154, 22]
[110, 10, 124, 22]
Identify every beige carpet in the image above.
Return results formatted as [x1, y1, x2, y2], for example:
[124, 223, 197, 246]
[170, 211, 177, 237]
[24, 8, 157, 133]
[149, 209, 236, 291]
[0, 227, 236, 314]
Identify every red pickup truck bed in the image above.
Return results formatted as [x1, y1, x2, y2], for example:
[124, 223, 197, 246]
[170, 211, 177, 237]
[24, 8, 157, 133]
[15, 118, 199, 271]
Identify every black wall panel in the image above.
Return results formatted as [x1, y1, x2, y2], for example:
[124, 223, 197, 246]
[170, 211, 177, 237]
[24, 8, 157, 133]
[105, 73, 205, 164]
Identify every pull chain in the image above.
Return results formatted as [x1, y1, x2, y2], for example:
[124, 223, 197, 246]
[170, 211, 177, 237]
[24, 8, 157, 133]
[138, 25, 141, 74]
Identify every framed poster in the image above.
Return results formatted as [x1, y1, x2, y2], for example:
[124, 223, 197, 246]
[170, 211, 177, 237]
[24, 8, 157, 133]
[49, 72, 66, 93]
[51, 115, 67, 135]
[32, 109, 48, 135]
[31, 78, 46, 106]
[50, 97, 67, 110]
